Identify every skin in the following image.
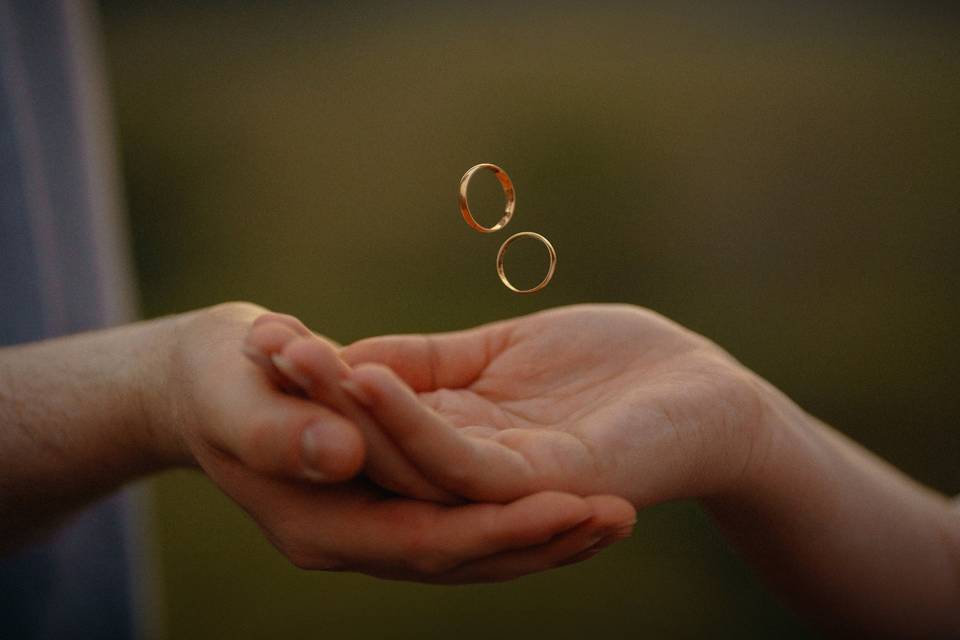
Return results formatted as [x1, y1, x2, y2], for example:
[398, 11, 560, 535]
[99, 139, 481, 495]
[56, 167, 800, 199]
[250, 303, 960, 636]
[0, 302, 635, 582]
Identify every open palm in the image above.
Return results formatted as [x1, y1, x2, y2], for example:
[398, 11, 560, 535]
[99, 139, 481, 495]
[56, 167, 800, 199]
[233, 307, 639, 580]
[340, 304, 766, 507]
[171, 304, 635, 583]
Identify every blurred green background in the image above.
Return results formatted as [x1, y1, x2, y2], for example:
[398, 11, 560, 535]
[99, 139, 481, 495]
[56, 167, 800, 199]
[97, 2, 960, 638]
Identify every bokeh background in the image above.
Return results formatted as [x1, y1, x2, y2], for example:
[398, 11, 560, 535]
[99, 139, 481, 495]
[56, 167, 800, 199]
[96, 2, 960, 638]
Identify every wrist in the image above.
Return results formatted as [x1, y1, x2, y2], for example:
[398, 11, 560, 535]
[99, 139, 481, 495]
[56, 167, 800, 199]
[129, 313, 196, 469]
[139, 302, 273, 470]
[702, 369, 826, 514]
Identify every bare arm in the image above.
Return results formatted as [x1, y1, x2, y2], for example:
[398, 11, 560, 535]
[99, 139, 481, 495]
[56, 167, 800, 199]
[706, 380, 960, 636]
[277, 303, 960, 632]
[0, 318, 175, 551]
[0, 303, 634, 582]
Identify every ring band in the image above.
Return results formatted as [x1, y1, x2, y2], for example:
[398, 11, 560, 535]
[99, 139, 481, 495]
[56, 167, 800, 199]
[496, 232, 557, 294]
[458, 163, 515, 233]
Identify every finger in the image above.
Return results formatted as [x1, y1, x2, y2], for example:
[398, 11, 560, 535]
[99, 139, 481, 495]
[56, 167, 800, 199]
[338, 492, 592, 580]
[425, 495, 636, 583]
[251, 312, 312, 337]
[556, 527, 633, 568]
[343, 363, 540, 502]
[242, 321, 307, 391]
[253, 312, 344, 348]
[312, 490, 598, 577]
[569, 493, 637, 556]
[370, 520, 606, 582]
[244, 318, 341, 391]
[279, 336, 458, 503]
[208, 456, 601, 579]
[205, 360, 365, 483]
[341, 323, 510, 392]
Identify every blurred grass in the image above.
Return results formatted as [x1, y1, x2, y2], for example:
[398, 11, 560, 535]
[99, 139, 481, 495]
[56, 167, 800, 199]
[99, 2, 960, 637]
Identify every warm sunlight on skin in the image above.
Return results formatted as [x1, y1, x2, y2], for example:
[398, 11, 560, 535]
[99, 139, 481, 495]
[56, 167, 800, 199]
[163, 304, 637, 582]
[247, 303, 960, 636]
[0, 303, 635, 583]
[248, 304, 766, 508]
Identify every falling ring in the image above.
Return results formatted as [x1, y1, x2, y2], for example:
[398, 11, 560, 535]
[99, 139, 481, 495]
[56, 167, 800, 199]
[458, 163, 516, 233]
[496, 231, 557, 294]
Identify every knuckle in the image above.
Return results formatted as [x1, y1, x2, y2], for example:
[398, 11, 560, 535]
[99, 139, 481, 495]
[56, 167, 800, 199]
[217, 300, 266, 317]
[206, 301, 266, 325]
[252, 311, 292, 327]
[181, 302, 266, 348]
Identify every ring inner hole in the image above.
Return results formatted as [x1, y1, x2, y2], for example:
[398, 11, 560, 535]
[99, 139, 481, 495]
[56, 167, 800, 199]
[468, 170, 508, 228]
[503, 237, 550, 289]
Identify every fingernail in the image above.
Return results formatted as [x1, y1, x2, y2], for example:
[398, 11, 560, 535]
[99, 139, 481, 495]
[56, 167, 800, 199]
[271, 354, 312, 392]
[584, 527, 631, 555]
[561, 544, 605, 567]
[580, 546, 605, 559]
[242, 345, 274, 370]
[586, 534, 607, 549]
[300, 423, 331, 481]
[340, 379, 372, 406]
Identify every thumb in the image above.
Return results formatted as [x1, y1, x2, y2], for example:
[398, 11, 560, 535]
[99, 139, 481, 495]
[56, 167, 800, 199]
[208, 367, 366, 483]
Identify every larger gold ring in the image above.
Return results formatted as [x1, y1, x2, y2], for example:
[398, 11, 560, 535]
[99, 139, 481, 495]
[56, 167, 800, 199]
[496, 232, 557, 294]
[458, 163, 515, 233]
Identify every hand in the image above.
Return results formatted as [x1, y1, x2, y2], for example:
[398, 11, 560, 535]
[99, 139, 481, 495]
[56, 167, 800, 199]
[240, 310, 456, 502]
[259, 303, 768, 508]
[249, 304, 960, 634]
[154, 302, 635, 582]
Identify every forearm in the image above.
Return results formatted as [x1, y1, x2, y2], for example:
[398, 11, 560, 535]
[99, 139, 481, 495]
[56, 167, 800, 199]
[0, 318, 177, 551]
[705, 380, 960, 636]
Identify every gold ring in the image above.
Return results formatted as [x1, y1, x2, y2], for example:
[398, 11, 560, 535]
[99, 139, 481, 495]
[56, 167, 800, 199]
[458, 163, 515, 233]
[496, 232, 557, 294]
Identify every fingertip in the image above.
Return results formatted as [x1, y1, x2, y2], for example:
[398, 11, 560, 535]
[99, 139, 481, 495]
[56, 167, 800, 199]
[246, 322, 300, 357]
[350, 361, 394, 382]
[252, 312, 311, 336]
[271, 353, 313, 392]
[241, 343, 273, 370]
[502, 491, 593, 545]
[583, 494, 637, 533]
[348, 362, 410, 405]
[548, 496, 595, 536]
[534, 490, 595, 520]
[283, 335, 350, 383]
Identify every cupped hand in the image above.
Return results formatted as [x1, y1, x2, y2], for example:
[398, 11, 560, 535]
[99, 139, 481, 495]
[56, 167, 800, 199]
[262, 304, 769, 508]
[156, 302, 634, 582]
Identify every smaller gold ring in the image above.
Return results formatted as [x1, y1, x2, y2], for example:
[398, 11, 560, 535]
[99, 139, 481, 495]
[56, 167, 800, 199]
[496, 232, 557, 294]
[458, 163, 515, 233]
